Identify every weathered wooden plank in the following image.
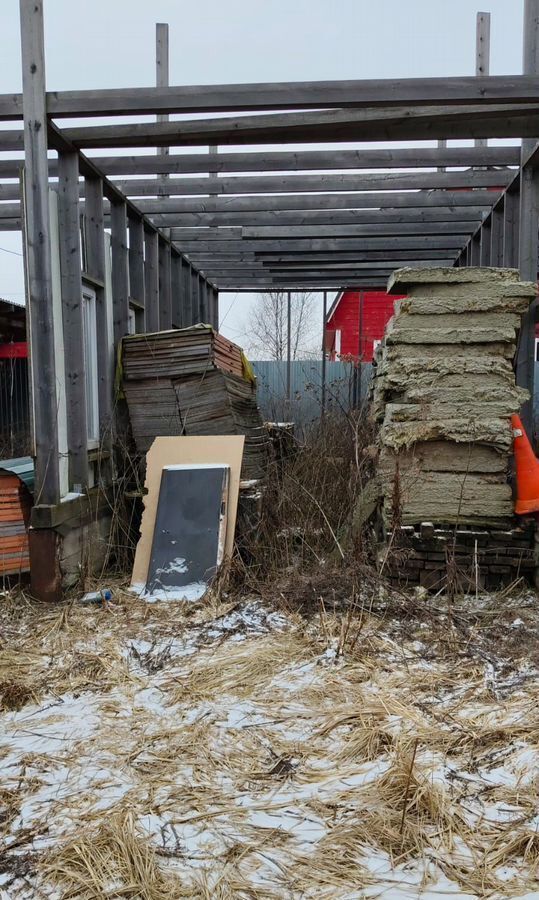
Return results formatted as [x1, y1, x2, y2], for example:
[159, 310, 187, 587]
[84, 176, 112, 428]
[57, 103, 539, 149]
[4, 74, 539, 120]
[57, 151, 88, 490]
[128, 216, 145, 310]
[19, 0, 59, 505]
[172, 237, 465, 253]
[0, 189, 500, 221]
[158, 239, 172, 331]
[113, 169, 512, 197]
[135, 189, 501, 214]
[144, 229, 159, 332]
[110, 199, 130, 346]
[170, 222, 477, 241]
[165, 208, 486, 228]
[475, 11, 491, 150]
[0, 146, 522, 179]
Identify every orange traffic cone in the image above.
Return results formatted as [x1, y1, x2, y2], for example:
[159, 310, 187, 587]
[512, 413, 539, 515]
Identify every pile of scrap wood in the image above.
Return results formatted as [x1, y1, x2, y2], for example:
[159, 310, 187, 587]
[371, 267, 534, 527]
[121, 326, 270, 480]
[0, 457, 33, 575]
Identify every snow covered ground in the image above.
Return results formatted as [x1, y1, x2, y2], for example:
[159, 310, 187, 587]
[2, 586, 539, 898]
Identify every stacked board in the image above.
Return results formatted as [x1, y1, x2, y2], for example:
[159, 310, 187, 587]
[372, 267, 534, 527]
[122, 326, 270, 480]
[0, 470, 32, 575]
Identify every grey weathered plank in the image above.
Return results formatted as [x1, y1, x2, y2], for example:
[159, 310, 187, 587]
[110, 199, 130, 346]
[475, 11, 491, 150]
[158, 240, 172, 330]
[128, 216, 145, 311]
[84, 176, 112, 428]
[0, 74, 537, 120]
[0, 146, 522, 180]
[170, 222, 477, 241]
[112, 169, 512, 197]
[57, 151, 88, 490]
[172, 237, 465, 252]
[164, 208, 486, 228]
[56, 103, 539, 149]
[19, 0, 60, 504]
[144, 229, 160, 332]
[133, 189, 501, 214]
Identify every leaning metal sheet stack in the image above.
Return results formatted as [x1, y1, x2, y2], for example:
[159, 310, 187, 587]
[122, 326, 270, 479]
[0, 470, 32, 575]
[372, 267, 535, 528]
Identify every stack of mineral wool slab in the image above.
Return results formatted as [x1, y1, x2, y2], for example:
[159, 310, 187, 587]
[372, 267, 535, 528]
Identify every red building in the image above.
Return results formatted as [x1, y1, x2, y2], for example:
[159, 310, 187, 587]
[325, 289, 405, 363]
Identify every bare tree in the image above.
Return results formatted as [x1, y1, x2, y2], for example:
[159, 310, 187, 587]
[247, 291, 319, 360]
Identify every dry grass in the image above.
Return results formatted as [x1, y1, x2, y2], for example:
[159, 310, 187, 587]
[43, 808, 188, 899]
[2, 579, 539, 897]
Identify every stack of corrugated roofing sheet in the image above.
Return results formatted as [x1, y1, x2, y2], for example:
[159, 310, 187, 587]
[122, 327, 270, 480]
[0, 457, 33, 575]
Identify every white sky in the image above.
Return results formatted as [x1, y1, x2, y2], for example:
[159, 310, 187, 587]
[0, 0, 526, 356]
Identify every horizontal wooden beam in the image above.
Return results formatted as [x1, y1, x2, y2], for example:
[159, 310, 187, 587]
[172, 236, 465, 253]
[3, 75, 539, 120]
[45, 104, 539, 149]
[170, 222, 477, 240]
[134, 189, 500, 214]
[0, 167, 511, 203]
[0, 146, 519, 179]
[112, 169, 512, 198]
[166, 208, 486, 228]
[199, 261, 457, 274]
[0, 189, 499, 223]
[191, 247, 460, 260]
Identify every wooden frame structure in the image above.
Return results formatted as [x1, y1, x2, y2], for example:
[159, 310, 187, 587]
[7, 0, 539, 596]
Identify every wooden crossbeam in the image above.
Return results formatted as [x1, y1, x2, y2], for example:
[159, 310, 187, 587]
[133, 189, 500, 214]
[170, 237, 466, 252]
[111, 169, 512, 198]
[32, 103, 539, 150]
[0, 147, 522, 180]
[166, 208, 486, 228]
[169, 223, 477, 240]
[3, 75, 539, 120]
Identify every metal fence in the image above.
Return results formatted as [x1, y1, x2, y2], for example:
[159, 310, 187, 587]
[252, 359, 372, 427]
[0, 358, 31, 459]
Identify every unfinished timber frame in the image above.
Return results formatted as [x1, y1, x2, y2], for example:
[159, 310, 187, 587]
[7, 0, 539, 597]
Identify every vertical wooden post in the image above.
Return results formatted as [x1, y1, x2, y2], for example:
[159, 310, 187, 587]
[191, 270, 201, 323]
[321, 290, 327, 420]
[144, 229, 160, 332]
[475, 12, 491, 150]
[156, 23, 169, 186]
[170, 253, 182, 327]
[471, 232, 481, 265]
[490, 203, 504, 266]
[184, 262, 194, 324]
[517, 0, 539, 435]
[158, 240, 172, 330]
[58, 151, 88, 490]
[19, 0, 60, 505]
[85, 176, 112, 429]
[128, 216, 145, 331]
[503, 186, 520, 267]
[111, 199, 130, 346]
[212, 286, 219, 330]
[286, 291, 292, 405]
[480, 218, 492, 266]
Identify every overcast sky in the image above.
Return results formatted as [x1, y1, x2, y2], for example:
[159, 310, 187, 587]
[0, 0, 527, 355]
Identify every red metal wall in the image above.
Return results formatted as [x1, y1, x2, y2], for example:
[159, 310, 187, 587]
[326, 290, 404, 362]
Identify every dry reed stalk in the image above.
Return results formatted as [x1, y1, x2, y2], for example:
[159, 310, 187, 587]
[42, 807, 189, 899]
